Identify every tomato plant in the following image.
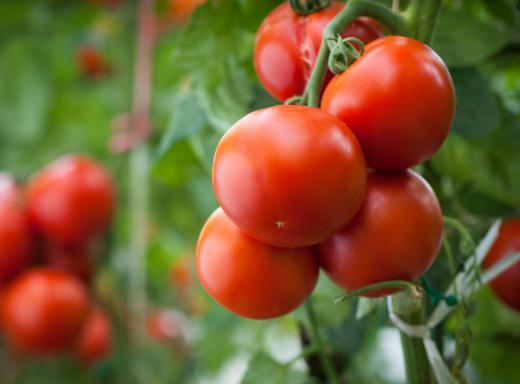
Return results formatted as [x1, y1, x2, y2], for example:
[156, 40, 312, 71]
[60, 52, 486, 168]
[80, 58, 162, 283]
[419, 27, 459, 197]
[196, 208, 319, 319]
[0, 174, 35, 285]
[27, 155, 116, 247]
[322, 36, 455, 171]
[484, 219, 520, 311]
[254, 1, 384, 101]
[75, 306, 113, 365]
[317, 170, 443, 296]
[213, 104, 366, 248]
[1, 269, 90, 355]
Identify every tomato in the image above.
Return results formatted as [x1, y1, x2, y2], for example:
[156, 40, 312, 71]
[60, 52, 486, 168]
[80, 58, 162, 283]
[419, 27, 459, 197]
[76, 45, 111, 79]
[213, 105, 366, 248]
[254, 1, 384, 101]
[0, 174, 35, 285]
[44, 246, 94, 285]
[483, 219, 520, 311]
[146, 309, 182, 343]
[27, 155, 116, 247]
[75, 306, 113, 365]
[170, 256, 192, 291]
[322, 36, 455, 171]
[197, 208, 319, 319]
[317, 171, 443, 297]
[1, 269, 90, 355]
[168, 0, 205, 23]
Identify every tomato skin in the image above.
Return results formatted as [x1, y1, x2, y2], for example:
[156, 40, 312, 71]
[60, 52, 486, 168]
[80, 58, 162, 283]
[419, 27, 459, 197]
[213, 105, 366, 248]
[44, 246, 94, 285]
[196, 208, 319, 319]
[483, 219, 520, 311]
[1, 269, 90, 355]
[254, 1, 384, 101]
[322, 36, 455, 171]
[27, 155, 116, 247]
[75, 307, 113, 365]
[0, 174, 35, 285]
[317, 171, 443, 297]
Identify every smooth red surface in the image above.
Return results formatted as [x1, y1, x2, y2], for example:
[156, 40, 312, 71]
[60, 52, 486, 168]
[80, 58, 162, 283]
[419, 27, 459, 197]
[483, 219, 520, 311]
[317, 171, 443, 297]
[1, 269, 90, 355]
[27, 155, 115, 247]
[44, 246, 94, 285]
[196, 209, 319, 319]
[0, 174, 35, 285]
[75, 306, 113, 365]
[213, 105, 366, 247]
[322, 36, 455, 171]
[254, 1, 384, 101]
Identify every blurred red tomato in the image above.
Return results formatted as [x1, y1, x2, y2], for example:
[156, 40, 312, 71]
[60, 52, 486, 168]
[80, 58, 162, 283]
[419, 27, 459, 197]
[168, 0, 205, 23]
[0, 174, 35, 285]
[170, 256, 192, 291]
[75, 306, 113, 365]
[1, 269, 90, 355]
[76, 45, 111, 79]
[146, 309, 182, 344]
[484, 219, 520, 311]
[44, 246, 94, 284]
[27, 155, 116, 247]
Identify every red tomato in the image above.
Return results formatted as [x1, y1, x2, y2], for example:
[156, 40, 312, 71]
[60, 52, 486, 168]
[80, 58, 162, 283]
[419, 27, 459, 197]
[197, 208, 319, 319]
[27, 155, 116, 247]
[168, 0, 205, 23]
[44, 246, 94, 285]
[0, 174, 35, 285]
[483, 219, 520, 311]
[1, 269, 90, 355]
[146, 309, 182, 343]
[170, 256, 192, 291]
[76, 45, 111, 79]
[317, 171, 443, 297]
[254, 1, 384, 101]
[75, 306, 113, 365]
[322, 36, 455, 171]
[213, 105, 366, 248]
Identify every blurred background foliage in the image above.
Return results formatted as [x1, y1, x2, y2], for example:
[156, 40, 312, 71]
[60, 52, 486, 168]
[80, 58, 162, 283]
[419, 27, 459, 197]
[0, 0, 519, 383]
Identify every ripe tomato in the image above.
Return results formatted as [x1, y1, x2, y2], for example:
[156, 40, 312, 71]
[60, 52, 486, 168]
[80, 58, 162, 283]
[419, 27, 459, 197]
[254, 1, 384, 101]
[1, 269, 90, 355]
[27, 155, 116, 247]
[322, 36, 455, 171]
[75, 306, 113, 365]
[197, 208, 319, 319]
[0, 174, 35, 285]
[483, 219, 520, 311]
[44, 246, 94, 285]
[146, 309, 182, 343]
[76, 45, 111, 79]
[317, 171, 443, 296]
[213, 105, 366, 248]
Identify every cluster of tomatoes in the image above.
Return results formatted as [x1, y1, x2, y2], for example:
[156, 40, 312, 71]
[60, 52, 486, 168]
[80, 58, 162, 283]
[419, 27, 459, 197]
[0, 155, 115, 364]
[195, 1, 455, 320]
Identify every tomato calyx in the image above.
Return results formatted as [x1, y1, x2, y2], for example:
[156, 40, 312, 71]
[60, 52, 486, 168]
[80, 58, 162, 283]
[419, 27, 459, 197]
[326, 34, 365, 74]
[289, 0, 331, 16]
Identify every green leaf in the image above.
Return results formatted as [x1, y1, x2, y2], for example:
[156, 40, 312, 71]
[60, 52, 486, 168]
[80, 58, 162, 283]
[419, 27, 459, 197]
[241, 353, 290, 384]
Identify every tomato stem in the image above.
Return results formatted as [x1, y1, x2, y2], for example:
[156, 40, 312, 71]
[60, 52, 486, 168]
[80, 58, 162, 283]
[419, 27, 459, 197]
[304, 298, 340, 384]
[302, 0, 409, 107]
[289, 0, 331, 16]
[334, 280, 422, 304]
[404, 0, 442, 44]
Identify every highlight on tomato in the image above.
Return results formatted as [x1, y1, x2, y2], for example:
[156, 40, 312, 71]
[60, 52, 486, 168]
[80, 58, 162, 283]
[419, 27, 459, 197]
[254, 1, 384, 101]
[322, 36, 455, 171]
[483, 219, 520, 312]
[196, 208, 319, 320]
[75, 306, 114, 365]
[317, 170, 443, 297]
[1, 269, 90, 355]
[27, 155, 116, 247]
[213, 104, 366, 248]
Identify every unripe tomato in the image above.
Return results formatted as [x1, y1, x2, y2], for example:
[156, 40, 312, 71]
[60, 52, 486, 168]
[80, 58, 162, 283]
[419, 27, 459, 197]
[146, 309, 182, 343]
[483, 219, 520, 311]
[27, 155, 116, 247]
[75, 306, 113, 365]
[213, 105, 366, 248]
[197, 209, 319, 319]
[322, 36, 455, 171]
[76, 45, 111, 79]
[0, 174, 35, 285]
[317, 171, 443, 296]
[44, 246, 94, 285]
[1, 269, 90, 355]
[254, 1, 384, 101]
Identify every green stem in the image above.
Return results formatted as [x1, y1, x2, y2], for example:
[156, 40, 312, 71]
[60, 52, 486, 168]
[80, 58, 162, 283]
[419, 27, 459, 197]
[392, 293, 434, 384]
[305, 299, 340, 384]
[405, 0, 442, 44]
[335, 280, 422, 304]
[303, 0, 409, 107]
